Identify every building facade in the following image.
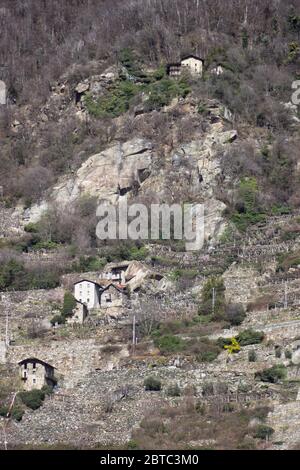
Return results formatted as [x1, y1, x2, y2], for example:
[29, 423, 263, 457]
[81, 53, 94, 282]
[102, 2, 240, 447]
[74, 280, 101, 309]
[167, 55, 204, 78]
[19, 358, 56, 391]
[67, 301, 88, 325]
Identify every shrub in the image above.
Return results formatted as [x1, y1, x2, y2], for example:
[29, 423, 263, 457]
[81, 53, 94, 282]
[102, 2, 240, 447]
[153, 334, 184, 354]
[0, 405, 8, 417]
[0, 404, 24, 421]
[198, 276, 226, 318]
[202, 381, 214, 396]
[85, 80, 139, 118]
[50, 314, 65, 326]
[197, 349, 220, 363]
[231, 178, 266, 231]
[224, 338, 241, 354]
[275, 345, 282, 358]
[19, 389, 45, 410]
[255, 364, 287, 383]
[285, 349, 292, 359]
[145, 77, 190, 111]
[225, 303, 246, 326]
[166, 383, 181, 397]
[127, 440, 139, 450]
[61, 291, 77, 318]
[11, 405, 24, 422]
[236, 329, 264, 346]
[248, 350, 257, 362]
[144, 376, 162, 392]
[252, 425, 274, 440]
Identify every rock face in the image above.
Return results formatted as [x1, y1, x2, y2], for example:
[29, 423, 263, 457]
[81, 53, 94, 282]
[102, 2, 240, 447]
[52, 138, 154, 205]
[24, 96, 238, 244]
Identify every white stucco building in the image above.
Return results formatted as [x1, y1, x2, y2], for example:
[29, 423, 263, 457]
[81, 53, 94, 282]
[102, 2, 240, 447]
[167, 55, 204, 78]
[181, 55, 204, 76]
[73, 280, 101, 309]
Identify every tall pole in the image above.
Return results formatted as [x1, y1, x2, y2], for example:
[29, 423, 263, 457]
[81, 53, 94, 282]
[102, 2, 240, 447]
[132, 315, 136, 355]
[5, 310, 9, 347]
[284, 282, 288, 309]
[212, 288, 216, 316]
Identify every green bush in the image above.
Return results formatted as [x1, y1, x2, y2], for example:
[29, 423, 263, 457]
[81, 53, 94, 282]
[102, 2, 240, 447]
[50, 314, 65, 326]
[153, 334, 184, 354]
[61, 291, 77, 318]
[236, 329, 264, 346]
[166, 383, 181, 397]
[11, 405, 24, 422]
[197, 350, 219, 363]
[0, 405, 8, 417]
[146, 77, 190, 111]
[127, 439, 139, 450]
[19, 389, 45, 410]
[72, 256, 107, 272]
[231, 178, 266, 231]
[255, 364, 287, 383]
[252, 425, 274, 440]
[144, 376, 162, 391]
[0, 404, 24, 421]
[198, 276, 226, 319]
[225, 303, 246, 326]
[285, 349, 292, 359]
[85, 80, 139, 118]
[248, 350, 257, 362]
[275, 345, 282, 358]
[202, 382, 214, 396]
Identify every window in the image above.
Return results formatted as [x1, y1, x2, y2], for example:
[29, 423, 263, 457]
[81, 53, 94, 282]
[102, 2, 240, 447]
[32, 362, 36, 370]
[33, 379, 36, 384]
[105, 294, 112, 303]
[23, 371, 27, 379]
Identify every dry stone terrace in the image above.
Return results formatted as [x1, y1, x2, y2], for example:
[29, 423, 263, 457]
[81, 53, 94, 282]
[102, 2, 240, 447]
[2, 362, 275, 449]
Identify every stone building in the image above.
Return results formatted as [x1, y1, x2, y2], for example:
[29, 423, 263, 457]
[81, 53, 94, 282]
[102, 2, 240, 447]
[18, 358, 56, 391]
[67, 301, 88, 325]
[99, 284, 129, 319]
[74, 280, 102, 309]
[0, 80, 6, 105]
[167, 55, 204, 78]
[101, 261, 130, 284]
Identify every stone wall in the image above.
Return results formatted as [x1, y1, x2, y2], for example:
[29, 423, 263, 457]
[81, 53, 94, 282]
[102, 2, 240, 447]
[7, 338, 129, 389]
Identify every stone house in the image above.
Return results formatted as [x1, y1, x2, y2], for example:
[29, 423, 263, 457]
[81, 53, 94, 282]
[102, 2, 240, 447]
[100, 283, 127, 308]
[101, 261, 130, 285]
[67, 301, 88, 325]
[0, 80, 6, 105]
[74, 279, 102, 309]
[167, 55, 204, 78]
[18, 358, 56, 391]
[99, 283, 129, 318]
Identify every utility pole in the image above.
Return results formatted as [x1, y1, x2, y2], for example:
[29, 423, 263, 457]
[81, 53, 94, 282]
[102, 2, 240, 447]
[5, 310, 9, 347]
[284, 282, 288, 309]
[212, 288, 216, 316]
[132, 315, 136, 355]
